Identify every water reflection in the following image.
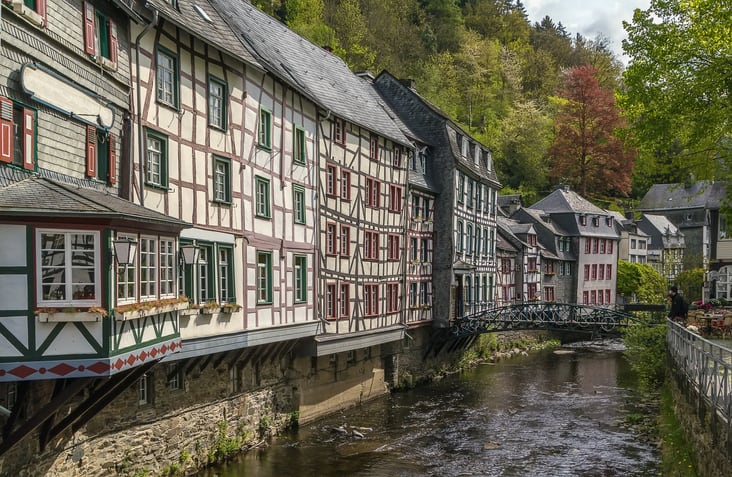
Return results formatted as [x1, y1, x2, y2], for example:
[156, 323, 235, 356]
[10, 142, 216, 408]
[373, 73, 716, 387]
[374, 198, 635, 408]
[201, 340, 659, 477]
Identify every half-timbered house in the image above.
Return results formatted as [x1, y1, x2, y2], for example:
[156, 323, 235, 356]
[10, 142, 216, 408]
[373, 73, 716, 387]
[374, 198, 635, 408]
[0, 0, 192, 463]
[374, 71, 501, 325]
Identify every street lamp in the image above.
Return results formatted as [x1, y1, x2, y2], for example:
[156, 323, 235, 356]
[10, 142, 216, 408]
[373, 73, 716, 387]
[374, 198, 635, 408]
[180, 243, 200, 265]
[113, 238, 138, 266]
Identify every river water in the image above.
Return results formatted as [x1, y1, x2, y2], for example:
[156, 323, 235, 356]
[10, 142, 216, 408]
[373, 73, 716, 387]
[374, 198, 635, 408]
[201, 340, 660, 476]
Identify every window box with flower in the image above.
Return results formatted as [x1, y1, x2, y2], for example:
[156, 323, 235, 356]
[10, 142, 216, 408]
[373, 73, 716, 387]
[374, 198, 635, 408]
[36, 306, 108, 323]
[114, 296, 189, 321]
[221, 302, 242, 314]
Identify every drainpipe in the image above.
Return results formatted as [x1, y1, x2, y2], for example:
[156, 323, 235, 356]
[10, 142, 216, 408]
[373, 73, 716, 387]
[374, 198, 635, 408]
[134, 7, 159, 206]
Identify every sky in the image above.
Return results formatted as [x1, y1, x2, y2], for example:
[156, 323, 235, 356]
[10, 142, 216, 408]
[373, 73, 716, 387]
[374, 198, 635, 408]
[523, 0, 652, 63]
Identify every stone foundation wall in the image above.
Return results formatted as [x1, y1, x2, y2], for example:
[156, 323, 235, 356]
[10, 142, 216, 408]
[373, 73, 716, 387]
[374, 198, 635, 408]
[670, 368, 732, 477]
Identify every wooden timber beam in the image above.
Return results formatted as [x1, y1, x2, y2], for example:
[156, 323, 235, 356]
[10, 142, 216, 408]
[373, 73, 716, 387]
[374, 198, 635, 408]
[0, 378, 91, 457]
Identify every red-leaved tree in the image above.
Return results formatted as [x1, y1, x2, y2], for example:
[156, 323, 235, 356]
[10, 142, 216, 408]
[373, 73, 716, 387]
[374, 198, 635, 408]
[548, 65, 635, 197]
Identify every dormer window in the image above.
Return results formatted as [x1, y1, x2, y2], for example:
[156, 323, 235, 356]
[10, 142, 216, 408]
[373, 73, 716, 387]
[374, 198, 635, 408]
[528, 234, 537, 246]
[580, 215, 587, 226]
[592, 216, 600, 227]
[606, 216, 613, 227]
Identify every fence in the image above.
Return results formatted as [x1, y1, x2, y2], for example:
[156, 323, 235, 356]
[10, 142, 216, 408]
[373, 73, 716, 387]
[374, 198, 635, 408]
[667, 319, 732, 423]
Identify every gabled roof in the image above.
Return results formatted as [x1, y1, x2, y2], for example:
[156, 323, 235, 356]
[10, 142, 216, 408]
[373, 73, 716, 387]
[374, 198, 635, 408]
[638, 180, 726, 211]
[639, 214, 681, 236]
[210, 0, 410, 147]
[0, 168, 188, 228]
[145, 0, 262, 70]
[529, 187, 606, 215]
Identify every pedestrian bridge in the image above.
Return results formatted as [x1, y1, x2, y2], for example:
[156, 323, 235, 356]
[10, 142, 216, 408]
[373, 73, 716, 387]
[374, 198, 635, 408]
[449, 302, 649, 338]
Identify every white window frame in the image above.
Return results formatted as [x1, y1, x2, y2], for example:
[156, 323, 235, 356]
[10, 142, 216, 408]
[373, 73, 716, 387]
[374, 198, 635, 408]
[139, 236, 158, 300]
[37, 229, 101, 307]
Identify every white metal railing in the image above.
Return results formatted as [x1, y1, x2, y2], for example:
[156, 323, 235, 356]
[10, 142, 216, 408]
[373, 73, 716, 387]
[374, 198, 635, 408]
[667, 320, 732, 422]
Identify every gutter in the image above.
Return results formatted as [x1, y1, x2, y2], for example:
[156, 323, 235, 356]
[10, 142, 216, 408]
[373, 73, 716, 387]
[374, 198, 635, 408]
[134, 6, 159, 207]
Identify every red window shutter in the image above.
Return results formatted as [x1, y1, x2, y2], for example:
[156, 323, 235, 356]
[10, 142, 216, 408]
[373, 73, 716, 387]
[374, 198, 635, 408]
[37, 0, 47, 27]
[0, 97, 13, 164]
[83, 1, 96, 55]
[108, 134, 117, 184]
[22, 108, 35, 170]
[85, 125, 97, 177]
[108, 19, 118, 64]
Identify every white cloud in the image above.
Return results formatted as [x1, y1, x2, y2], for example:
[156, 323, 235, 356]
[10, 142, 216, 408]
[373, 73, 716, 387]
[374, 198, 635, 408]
[523, 0, 651, 62]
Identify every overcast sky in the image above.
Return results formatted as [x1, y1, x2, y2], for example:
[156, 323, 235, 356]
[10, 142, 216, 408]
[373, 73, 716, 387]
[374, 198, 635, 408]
[523, 0, 652, 62]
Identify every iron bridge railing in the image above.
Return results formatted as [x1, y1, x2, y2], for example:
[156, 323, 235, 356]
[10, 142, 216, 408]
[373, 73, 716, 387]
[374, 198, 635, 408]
[667, 320, 732, 423]
[450, 302, 639, 337]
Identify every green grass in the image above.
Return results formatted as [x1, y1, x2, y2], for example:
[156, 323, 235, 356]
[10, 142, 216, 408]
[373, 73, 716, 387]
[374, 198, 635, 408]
[657, 385, 698, 477]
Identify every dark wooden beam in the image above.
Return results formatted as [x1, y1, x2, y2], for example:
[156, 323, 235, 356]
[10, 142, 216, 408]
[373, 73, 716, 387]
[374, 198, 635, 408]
[0, 378, 91, 457]
[182, 356, 202, 376]
[212, 351, 231, 370]
[198, 354, 214, 373]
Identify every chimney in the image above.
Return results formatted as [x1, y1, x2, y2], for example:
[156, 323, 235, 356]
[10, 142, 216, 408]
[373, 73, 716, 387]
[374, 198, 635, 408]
[399, 78, 416, 90]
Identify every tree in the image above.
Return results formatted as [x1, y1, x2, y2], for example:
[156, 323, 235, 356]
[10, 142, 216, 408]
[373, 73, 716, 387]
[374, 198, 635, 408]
[547, 65, 636, 198]
[617, 260, 667, 304]
[621, 0, 732, 192]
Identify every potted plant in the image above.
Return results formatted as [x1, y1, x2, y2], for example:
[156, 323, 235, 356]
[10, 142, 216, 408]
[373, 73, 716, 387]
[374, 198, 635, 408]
[221, 302, 242, 313]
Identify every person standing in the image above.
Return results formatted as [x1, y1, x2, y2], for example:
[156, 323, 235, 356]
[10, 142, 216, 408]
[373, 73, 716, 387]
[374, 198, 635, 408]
[668, 285, 688, 323]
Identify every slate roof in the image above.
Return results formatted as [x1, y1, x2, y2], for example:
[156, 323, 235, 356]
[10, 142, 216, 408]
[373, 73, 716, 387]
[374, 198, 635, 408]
[210, 0, 410, 147]
[638, 180, 726, 211]
[0, 168, 188, 227]
[529, 187, 606, 215]
[640, 214, 681, 236]
[144, 0, 262, 69]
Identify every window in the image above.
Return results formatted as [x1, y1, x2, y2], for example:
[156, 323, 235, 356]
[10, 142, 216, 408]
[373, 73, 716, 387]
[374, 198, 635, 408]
[467, 180, 474, 209]
[326, 223, 337, 255]
[294, 255, 307, 303]
[116, 234, 137, 304]
[293, 186, 306, 224]
[409, 282, 418, 307]
[544, 287, 555, 302]
[592, 216, 600, 227]
[527, 257, 537, 272]
[599, 264, 605, 280]
[205, 77, 228, 130]
[364, 284, 379, 316]
[528, 234, 537, 246]
[38, 230, 100, 306]
[420, 282, 430, 305]
[606, 264, 612, 280]
[458, 174, 465, 203]
[421, 238, 430, 262]
[256, 251, 273, 304]
[365, 178, 380, 208]
[393, 146, 402, 168]
[456, 221, 463, 253]
[364, 231, 379, 260]
[410, 237, 418, 262]
[333, 119, 345, 145]
[326, 165, 337, 196]
[140, 237, 158, 300]
[258, 107, 272, 149]
[160, 238, 175, 297]
[412, 195, 422, 219]
[558, 237, 571, 252]
[560, 262, 572, 276]
[582, 291, 589, 305]
[0, 97, 35, 171]
[138, 373, 153, 405]
[389, 185, 402, 212]
[369, 134, 379, 161]
[340, 225, 350, 255]
[325, 284, 336, 318]
[465, 276, 472, 304]
[591, 290, 597, 304]
[607, 241, 614, 254]
[466, 224, 473, 255]
[168, 364, 182, 391]
[483, 228, 489, 255]
[591, 264, 598, 280]
[598, 290, 604, 305]
[600, 239, 606, 254]
[339, 283, 350, 317]
[145, 129, 168, 189]
[592, 239, 599, 254]
[580, 215, 587, 226]
[584, 239, 591, 254]
[340, 170, 351, 200]
[423, 198, 431, 220]
[606, 216, 614, 227]
[293, 126, 306, 164]
[155, 47, 178, 107]
[606, 290, 611, 304]
[545, 261, 556, 274]
[213, 156, 231, 203]
[255, 176, 271, 218]
[387, 234, 400, 261]
[218, 246, 234, 303]
[476, 184, 483, 212]
[197, 245, 214, 303]
[84, 3, 118, 65]
[584, 264, 590, 281]
[386, 283, 399, 312]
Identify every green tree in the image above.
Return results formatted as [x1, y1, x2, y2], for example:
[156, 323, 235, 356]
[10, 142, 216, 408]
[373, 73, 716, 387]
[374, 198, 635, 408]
[621, 0, 732, 192]
[674, 268, 705, 303]
[617, 261, 667, 304]
[547, 65, 636, 198]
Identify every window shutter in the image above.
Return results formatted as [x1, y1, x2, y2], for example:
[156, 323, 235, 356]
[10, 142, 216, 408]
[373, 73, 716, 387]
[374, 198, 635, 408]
[22, 108, 35, 170]
[108, 134, 117, 184]
[83, 1, 96, 55]
[0, 97, 13, 164]
[86, 126, 97, 177]
[108, 19, 118, 64]
[37, 0, 47, 27]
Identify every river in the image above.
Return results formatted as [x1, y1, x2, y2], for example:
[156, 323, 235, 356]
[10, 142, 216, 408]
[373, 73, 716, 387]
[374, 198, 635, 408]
[200, 339, 660, 476]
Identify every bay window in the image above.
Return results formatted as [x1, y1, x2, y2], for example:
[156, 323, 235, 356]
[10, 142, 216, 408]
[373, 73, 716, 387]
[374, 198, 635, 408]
[38, 230, 100, 307]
